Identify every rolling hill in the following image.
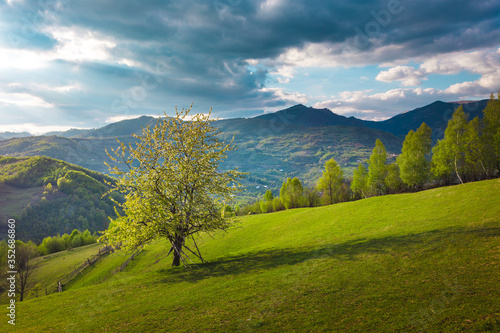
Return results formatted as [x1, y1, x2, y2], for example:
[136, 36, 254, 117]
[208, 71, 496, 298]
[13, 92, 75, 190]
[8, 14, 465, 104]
[0, 118, 403, 198]
[12, 179, 500, 332]
[0, 156, 121, 241]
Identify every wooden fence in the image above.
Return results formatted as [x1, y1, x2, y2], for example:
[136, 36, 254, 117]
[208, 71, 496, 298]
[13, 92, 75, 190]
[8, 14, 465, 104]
[45, 245, 114, 294]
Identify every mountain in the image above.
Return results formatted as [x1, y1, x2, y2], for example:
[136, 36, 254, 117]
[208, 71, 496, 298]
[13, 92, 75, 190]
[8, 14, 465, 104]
[0, 131, 31, 140]
[0, 156, 121, 241]
[253, 100, 489, 140]
[44, 128, 95, 138]
[253, 104, 366, 128]
[0, 119, 402, 200]
[0, 99, 489, 200]
[78, 115, 157, 138]
[364, 100, 489, 139]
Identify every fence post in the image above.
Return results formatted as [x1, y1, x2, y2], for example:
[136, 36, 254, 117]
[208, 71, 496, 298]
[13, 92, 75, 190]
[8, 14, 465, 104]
[58, 281, 62, 293]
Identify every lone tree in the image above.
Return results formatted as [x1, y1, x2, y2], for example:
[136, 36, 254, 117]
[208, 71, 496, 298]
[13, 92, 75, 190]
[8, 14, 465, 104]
[16, 241, 38, 301]
[103, 107, 243, 267]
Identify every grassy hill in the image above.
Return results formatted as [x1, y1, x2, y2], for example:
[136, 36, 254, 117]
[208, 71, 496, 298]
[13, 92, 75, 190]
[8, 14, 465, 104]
[14, 179, 500, 332]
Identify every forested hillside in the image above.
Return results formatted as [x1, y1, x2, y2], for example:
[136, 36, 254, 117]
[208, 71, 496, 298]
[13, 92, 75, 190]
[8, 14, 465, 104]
[0, 156, 121, 241]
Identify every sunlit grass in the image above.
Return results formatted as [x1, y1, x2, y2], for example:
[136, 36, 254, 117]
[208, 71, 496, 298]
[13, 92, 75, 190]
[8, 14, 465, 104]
[16, 179, 500, 332]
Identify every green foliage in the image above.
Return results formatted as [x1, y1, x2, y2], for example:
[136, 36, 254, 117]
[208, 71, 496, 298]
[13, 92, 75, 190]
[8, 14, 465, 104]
[263, 189, 274, 202]
[303, 186, 321, 207]
[397, 123, 432, 189]
[431, 106, 469, 184]
[103, 107, 244, 267]
[0, 156, 114, 188]
[317, 158, 344, 205]
[367, 139, 388, 195]
[481, 93, 500, 177]
[38, 229, 97, 255]
[351, 162, 368, 198]
[280, 177, 307, 209]
[385, 162, 405, 194]
[431, 97, 500, 184]
[272, 197, 285, 212]
[0, 157, 120, 242]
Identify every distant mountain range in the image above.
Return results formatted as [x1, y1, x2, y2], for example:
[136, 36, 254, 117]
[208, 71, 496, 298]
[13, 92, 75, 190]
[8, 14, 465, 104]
[0, 99, 491, 199]
[252, 99, 489, 140]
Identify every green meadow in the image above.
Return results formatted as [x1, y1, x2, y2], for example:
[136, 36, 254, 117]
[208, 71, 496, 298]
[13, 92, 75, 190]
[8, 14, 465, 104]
[14, 179, 500, 332]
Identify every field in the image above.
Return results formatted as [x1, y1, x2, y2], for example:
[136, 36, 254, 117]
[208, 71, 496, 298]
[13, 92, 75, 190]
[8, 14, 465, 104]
[13, 179, 500, 332]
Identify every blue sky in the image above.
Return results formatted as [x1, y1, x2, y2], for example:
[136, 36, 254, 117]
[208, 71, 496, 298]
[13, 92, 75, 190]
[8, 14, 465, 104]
[0, 0, 499, 133]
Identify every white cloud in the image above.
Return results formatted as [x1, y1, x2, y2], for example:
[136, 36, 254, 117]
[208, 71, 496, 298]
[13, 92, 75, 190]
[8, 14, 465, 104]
[376, 66, 426, 86]
[313, 88, 443, 120]
[259, 87, 308, 104]
[104, 115, 149, 123]
[0, 92, 53, 108]
[270, 65, 295, 84]
[0, 47, 50, 70]
[376, 48, 500, 96]
[46, 27, 116, 63]
[0, 123, 76, 135]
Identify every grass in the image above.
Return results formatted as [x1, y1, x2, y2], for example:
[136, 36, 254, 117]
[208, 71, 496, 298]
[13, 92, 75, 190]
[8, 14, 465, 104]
[13, 179, 500, 332]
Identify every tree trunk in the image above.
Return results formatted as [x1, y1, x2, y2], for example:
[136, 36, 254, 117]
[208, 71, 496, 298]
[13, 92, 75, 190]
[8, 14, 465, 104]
[171, 234, 184, 267]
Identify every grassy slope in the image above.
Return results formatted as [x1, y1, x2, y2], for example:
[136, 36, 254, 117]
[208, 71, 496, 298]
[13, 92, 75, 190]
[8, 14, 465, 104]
[16, 179, 500, 332]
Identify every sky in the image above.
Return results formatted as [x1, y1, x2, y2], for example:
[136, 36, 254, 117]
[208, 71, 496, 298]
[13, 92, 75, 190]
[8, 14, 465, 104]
[0, 0, 499, 134]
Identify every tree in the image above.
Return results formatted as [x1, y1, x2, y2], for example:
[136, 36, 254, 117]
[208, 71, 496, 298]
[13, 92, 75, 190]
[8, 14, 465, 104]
[481, 92, 500, 177]
[16, 241, 38, 301]
[385, 162, 405, 194]
[279, 177, 307, 209]
[397, 123, 432, 190]
[351, 162, 368, 198]
[317, 158, 344, 205]
[304, 187, 321, 207]
[464, 117, 485, 180]
[431, 106, 469, 184]
[103, 107, 244, 267]
[367, 139, 388, 195]
[259, 190, 274, 213]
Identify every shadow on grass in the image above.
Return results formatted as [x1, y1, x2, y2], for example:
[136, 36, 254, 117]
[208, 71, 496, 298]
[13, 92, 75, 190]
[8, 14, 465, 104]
[156, 224, 500, 284]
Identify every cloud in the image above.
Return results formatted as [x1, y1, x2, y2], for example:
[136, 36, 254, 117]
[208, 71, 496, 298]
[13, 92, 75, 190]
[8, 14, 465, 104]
[376, 66, 426, 86]
[0, 0, 499, 131]
[259, 87, 308, 105]
[314, 88, 443, 120]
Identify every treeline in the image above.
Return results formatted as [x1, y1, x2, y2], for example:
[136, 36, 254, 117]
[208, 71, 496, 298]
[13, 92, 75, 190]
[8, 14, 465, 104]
[0, 229, 98, 260]
[237, 93, 500, 214]
[37, 229, 98, 255]
[236, 158, 352, 215]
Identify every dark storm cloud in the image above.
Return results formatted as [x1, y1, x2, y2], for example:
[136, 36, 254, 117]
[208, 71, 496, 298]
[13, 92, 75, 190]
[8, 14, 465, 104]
[1, 0, 499, 128]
